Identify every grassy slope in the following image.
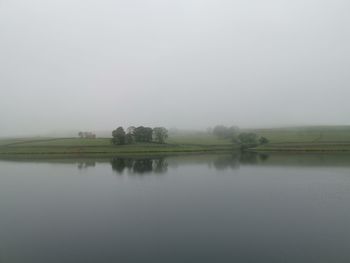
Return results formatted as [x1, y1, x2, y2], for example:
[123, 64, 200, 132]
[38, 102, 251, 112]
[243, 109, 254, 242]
[249, 126, 350, 151]
[168, 133, 231, 145]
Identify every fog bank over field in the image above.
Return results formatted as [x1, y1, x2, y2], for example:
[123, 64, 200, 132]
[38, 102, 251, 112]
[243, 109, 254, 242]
[0, 0, 349, 136]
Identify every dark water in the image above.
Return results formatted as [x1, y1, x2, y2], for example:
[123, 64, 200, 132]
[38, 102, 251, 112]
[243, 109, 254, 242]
[0, 153, 350, 263]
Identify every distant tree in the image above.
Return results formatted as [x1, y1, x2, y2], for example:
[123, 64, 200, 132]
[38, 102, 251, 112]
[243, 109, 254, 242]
[127, 126, 136, 134]
[237, 132, 259, 146]
[144, 127, 153, 142]
[112, 127, 126, 145]
[134, 126, 153, 142]
[228, 126, 239, 139]
[79, 131, 96, 139]
[153, 127, 168, 143]
[125, 132, 134, 144]
[213, 125, 239, 139]
[259, 136, 269, 145]
[86, 132, 96, 139]
[231, 134, 239, 144]
[213, 125, 227, 138]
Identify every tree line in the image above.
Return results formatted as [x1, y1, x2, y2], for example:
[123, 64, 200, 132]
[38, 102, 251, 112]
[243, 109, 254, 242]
[78, 131, 96, 139]
[212, 125, 269, 147]
[112, 126, 168, 145]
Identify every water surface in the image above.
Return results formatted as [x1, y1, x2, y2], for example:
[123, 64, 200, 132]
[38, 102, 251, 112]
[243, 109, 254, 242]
[0, 153, 349, 263]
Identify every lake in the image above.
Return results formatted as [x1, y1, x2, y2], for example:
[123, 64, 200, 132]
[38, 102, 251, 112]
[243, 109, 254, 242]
[0, 152, 350, 263]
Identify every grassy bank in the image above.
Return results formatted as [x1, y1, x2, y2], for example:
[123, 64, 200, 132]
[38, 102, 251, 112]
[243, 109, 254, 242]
[253, 142, 350, 152]
[0, 135, 235, 158]
[248, 126, 350, 152]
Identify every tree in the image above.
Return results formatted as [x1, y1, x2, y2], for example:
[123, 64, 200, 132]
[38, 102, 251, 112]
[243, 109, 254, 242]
[79, 131, 96, 139]
[237, 132, 259, 145]
[213, 125, 239, 139]
[134, 126, 153, 142]
[153, 127, 168, 143]
[127, 126, 135, 134]
[112, 127, 126, 145]
[125, 132, 134, 144]
[259, 136, 269, 145]
[213, 125, 228, 138]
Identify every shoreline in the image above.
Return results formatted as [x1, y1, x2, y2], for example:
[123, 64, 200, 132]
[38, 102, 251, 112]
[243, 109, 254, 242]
[2, 135, 350, 159]
[0, 145, 236, 159]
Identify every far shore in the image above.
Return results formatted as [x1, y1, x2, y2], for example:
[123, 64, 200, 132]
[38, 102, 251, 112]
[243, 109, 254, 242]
[2, 126, 350, 158]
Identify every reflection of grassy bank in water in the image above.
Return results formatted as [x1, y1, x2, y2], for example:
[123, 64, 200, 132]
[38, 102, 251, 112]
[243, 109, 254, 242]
[2, 152, 350, 172]
[253, 142, 350, 152]
[209, 152, 350, 168]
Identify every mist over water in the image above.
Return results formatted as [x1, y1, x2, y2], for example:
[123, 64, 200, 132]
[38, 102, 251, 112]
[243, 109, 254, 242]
[1, 0, 350, 136]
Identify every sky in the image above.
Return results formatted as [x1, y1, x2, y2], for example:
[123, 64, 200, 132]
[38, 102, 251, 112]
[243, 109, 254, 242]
[0, 0, 350, 136]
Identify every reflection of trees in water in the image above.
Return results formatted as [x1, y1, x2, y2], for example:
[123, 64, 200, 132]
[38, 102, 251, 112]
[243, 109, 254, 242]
[239, 151, 270, 164]
[77, 161, 96, 170]
[111, 157, 168, 174]
[239, 152, 259, 164]
[213, 152, 270, 169]
[112, 153, 269, 174]
[213, 154, 240, 170]
[153, 158, 168, 173]
[133, 159, 153, 173]
[110, 158, 126, 173]
[258, 153, 270, 162]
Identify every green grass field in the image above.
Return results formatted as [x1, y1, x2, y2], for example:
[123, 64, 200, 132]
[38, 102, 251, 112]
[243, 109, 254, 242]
[249, 126, 350, 152]
[1, 126, 350, 157]
[249, 126, 350, 143]
[168, 133, 232, 145]
[0, 134, 234, 157]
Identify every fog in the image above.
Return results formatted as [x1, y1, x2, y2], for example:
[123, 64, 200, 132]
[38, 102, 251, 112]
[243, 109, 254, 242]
[1, 0, 349, 136]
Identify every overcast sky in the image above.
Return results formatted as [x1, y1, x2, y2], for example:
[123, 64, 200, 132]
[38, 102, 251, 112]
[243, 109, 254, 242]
[0, 0, 349, 136]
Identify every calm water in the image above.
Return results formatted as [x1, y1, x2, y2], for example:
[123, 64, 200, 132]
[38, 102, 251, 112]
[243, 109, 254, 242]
[0, 153, 350, 263]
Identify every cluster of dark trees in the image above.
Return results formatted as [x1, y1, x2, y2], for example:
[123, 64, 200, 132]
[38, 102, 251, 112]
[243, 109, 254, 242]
[212, 125, 269, 147]
[112, 126, 168, 145]
[78, 131, 96, 139]
[235, 132, 269, 146]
